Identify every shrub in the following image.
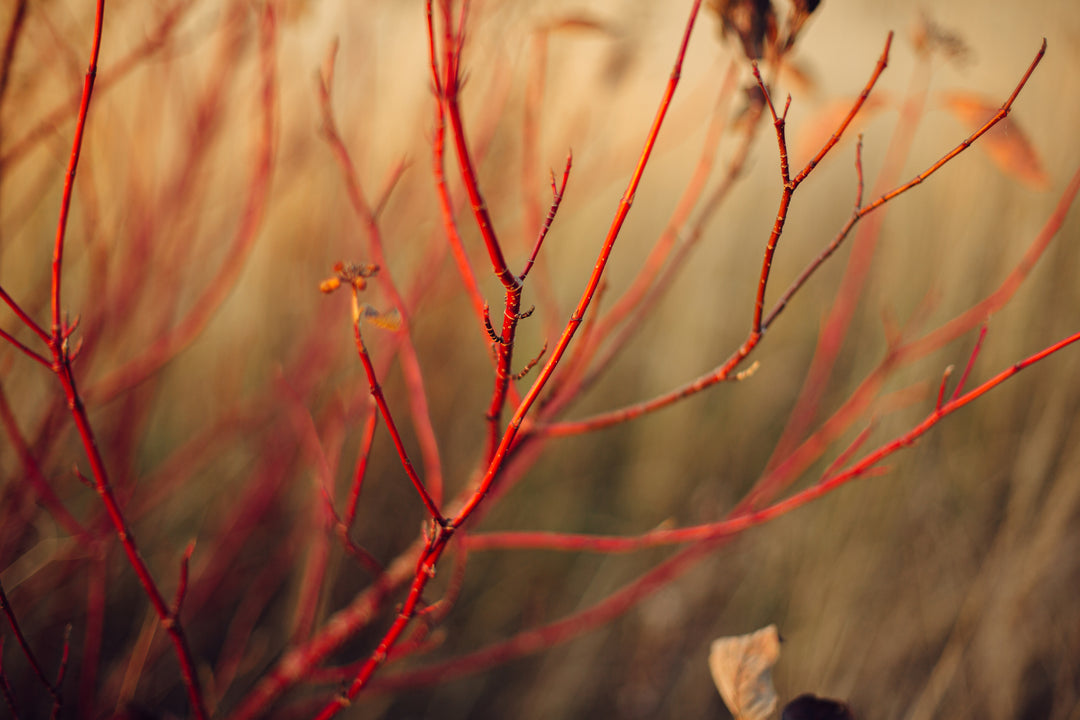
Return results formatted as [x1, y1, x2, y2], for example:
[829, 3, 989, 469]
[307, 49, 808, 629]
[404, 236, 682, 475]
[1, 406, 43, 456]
[1, 1, 1078, 718]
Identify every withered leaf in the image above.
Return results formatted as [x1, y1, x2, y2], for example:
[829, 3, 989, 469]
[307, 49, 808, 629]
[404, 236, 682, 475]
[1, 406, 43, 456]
[709, 624, 781, 720]
[941, 91, 1049, 189]
[359, 304, 402, 332]
[708, 0, 778, 60]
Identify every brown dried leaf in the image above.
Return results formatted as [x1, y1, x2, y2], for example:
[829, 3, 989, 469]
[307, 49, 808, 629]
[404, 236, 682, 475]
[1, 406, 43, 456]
[941, 91, 1049, 189]
[785, 0, 823, 49]
[359, 304, 402, 332]
[709, 625, 781, 720]
[708, 0, 777, 60]
[911, 13, 970, 65]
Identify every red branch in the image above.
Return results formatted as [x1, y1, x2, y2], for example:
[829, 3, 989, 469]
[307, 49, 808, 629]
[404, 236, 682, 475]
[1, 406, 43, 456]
[0, 580, 60, 704]
[374, 327, 1080, 689]
[318, 40, 446, 506]
[348, 292, 445, 522]
[536, 36, 1048, 438]
[50, 0, 106, 336]
[304, 2, 706, 717]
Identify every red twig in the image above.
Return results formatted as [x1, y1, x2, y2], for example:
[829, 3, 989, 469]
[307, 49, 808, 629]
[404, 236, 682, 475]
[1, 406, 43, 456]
[439, 1, 518, 295]
[0, 580, 59, 703]
[170, 541, 196, 620]
[0, 385, 86, 538]
[464, 329, 1079, 556]
[764, 40, 1047, 332]
[38, 2, 221, 716]
[0, 637, 17, 719]
[752, 33, 892, 336]
[820, 421, 876, 482]
[349, 295, 445, 523]
[318, 41, 446, 506]
[907, 167, 1080, 358]
[50, 0, 105, 336]
[425, 6, 487, 331]
[47, 625, 71, 720]
[303, 3, 706, 717]
[454, 0, 705, 528]
[0, 327, 51, 369]
[344, 402, 379, 530]
[0, 285, 50, 347]
[951, 325, 988, 400]
[545, 63, 741, 410]
[430, 0, 529, 465]
[520, 154, 572, 280]
[935, 365, 954, 411]
[536, 36, 1050, 439]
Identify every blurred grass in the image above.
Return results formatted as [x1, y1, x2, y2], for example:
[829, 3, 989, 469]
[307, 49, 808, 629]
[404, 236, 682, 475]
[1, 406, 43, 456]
[1, 0, 1079, 718]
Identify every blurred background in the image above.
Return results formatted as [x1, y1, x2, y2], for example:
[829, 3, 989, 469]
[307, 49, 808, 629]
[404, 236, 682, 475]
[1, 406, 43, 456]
[1, 0, 1079, 718]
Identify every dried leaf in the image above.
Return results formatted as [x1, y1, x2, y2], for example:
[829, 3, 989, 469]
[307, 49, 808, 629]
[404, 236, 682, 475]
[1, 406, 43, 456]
[708, 0, 778, 60]
[911, 13, 970, 65]
[781, 694, 854, 720]
[785, 0, 823, 49]
[941, 91, 1049, 189]
[359, 305, 402, 332]
[709, 624, 781, 720]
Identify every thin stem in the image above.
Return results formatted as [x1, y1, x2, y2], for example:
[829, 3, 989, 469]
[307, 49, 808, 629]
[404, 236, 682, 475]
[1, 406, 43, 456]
[452, 0, 705, 529]
[318, 42, 446, 505]
[520, 153, 572, 280]
[350, 295, 445, 524]
[439, 0, 519, 294]
[0, 580, 58, 702]
[951, 325, 988, 401]
[47, 625, 72, 720]
[465, 328, 1080, 554]
[0, 326, 52, 369]
[752, 33, 892, 335]
[0, 284, 50, 346]
[537, 37, 1050, 439]
[51, 0, 105, 336]
[425, 3, 488, 330]
[53, 358, 208, 719]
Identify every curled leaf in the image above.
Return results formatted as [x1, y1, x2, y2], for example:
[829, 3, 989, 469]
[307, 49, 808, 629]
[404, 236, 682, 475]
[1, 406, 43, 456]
[359, 304, 402, 332]
[709, 624, 781, 720]
[941, 91, 1049, 189]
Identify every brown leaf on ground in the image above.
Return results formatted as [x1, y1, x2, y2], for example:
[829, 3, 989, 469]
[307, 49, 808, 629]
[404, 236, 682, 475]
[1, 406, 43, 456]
[709, 624, 782, 720]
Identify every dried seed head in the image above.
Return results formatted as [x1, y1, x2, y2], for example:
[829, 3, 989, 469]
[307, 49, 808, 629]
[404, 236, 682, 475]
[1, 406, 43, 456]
[785, 0, 823, 50]
[708, 0, 778, 60]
